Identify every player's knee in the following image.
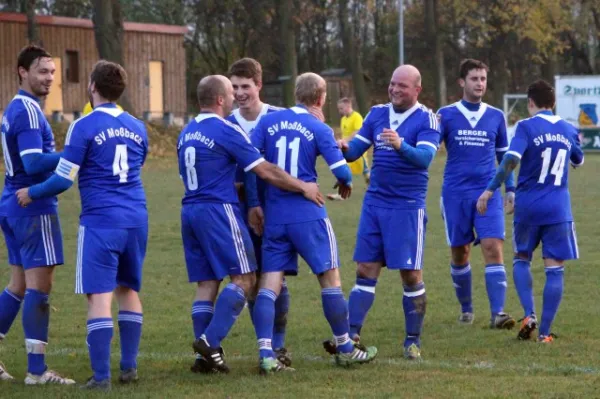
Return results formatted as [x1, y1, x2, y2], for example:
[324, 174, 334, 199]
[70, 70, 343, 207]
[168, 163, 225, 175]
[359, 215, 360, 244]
[231, 272, 256, 296]
[318, 268, 341, 288]
[400, 270, 422, 286]
[7, 275, 26, 298]
[480, 239, 503, 263]
[514, 252, 529, 261]
[356, 262, 381, 279]
[450, 245, 470, 265]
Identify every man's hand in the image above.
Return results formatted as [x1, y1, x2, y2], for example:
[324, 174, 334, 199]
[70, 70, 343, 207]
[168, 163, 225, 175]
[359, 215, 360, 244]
[301, 182, 325, 206]
[337, 139, 349, 152]
[380, 128, 403, 150]
[333, 181, 353, 199]
[16, 188, 32, 208]
[248, 206, 264, 236]
[476, 190, 494, 215]
[504, 191, 515, 215]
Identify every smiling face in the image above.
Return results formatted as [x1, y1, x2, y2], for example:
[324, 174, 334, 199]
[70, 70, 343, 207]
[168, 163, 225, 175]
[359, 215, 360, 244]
[230, 75, 261, 110]
[460, 68, 487, 102]
[388, 65, 422, 110]
[19, 56, 55, 97]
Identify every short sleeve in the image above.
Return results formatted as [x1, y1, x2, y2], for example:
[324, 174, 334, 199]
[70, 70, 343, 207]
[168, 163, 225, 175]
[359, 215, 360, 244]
[14, 107, 43, 157]
[223, 124, 264, 172]
[495, 113, 509, 152]
[354, 110, 374, 145]
[416, 111, 441, 150]
[506, 122, 529, 159]
[315, 125, 347, 171]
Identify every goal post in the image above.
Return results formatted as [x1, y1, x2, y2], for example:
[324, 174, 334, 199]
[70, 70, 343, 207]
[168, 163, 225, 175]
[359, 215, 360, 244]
[503, 94, 528, 141]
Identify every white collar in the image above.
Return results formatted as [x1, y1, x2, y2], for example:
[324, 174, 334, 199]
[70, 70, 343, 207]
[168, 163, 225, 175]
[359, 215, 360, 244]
[455, 101, 488, 129]
[389, 102, 421, 129]
[195, 113, 218, 123]
[535, 113, 562, 124]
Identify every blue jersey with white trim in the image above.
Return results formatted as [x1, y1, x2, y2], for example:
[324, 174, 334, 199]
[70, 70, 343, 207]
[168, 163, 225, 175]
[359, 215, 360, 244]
[508, 111, 584, 225]
[355, 102, 440, 209]
[61, 104, 148, 228]
[178, 113, 264, 205]
[252, 105, 346, 224]
[226, 103, 283, 198]
[438, 101, 508, 198]
[0, 90, 57, 216]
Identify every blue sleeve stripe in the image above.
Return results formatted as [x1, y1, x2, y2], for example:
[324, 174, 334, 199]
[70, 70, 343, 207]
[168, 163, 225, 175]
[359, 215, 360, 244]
[355, 135, 371, 144]
[506, 150, 522, 159]
[19, 148, 42, 156]
[329, 159, 347, 170]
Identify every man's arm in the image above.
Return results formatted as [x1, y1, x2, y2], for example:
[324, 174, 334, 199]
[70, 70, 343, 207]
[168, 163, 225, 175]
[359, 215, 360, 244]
[14, 109, 62, 174]
[251, 161, 324, 206]
[16, 145, 85, 206]
[496, 114, 515, 191]
[570, 130, 584, 168]
[496, 150, 516, 191]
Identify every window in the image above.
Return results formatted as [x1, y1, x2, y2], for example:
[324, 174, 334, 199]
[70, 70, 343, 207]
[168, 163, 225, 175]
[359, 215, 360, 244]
[65, 50, 79, 83]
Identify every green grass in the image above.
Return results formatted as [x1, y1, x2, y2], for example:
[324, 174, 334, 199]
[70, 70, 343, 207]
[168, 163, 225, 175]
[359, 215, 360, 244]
[2, 154, 600, 398]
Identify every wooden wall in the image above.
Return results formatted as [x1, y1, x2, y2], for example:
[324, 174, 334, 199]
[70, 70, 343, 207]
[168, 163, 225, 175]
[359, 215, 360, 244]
[0, 17, 186, 118]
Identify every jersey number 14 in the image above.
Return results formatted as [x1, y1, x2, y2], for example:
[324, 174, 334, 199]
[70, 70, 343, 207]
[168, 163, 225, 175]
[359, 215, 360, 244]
[538, 148, 566, 186]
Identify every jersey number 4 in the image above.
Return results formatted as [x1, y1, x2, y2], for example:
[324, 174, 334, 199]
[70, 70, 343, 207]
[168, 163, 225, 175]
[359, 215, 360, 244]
[275, 136, 300, 177]
[113, 144, 129, 183]
[538, 148, 566, 186]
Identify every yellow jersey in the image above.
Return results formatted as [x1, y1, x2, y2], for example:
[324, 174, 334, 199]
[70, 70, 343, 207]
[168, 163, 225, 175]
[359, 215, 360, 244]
[340, 111, 369, 176]
[340, 111, 363, 138]
[82, 102, 122, 116]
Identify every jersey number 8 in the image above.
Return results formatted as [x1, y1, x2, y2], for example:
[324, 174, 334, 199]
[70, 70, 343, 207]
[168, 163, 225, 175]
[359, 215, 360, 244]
[184, 147, 198, 190]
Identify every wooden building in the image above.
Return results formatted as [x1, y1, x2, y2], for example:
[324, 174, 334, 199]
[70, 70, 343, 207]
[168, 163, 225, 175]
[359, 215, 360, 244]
[0, 12, 188, 121]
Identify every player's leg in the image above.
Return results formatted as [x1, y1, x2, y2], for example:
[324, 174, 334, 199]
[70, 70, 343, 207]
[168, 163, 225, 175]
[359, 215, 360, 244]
[114, 226, 148, 383]
[193, 204, 258, 372]
[293, 219, 377, 366]
[20, 215, 72, 385]
[475, 193, 514, 329]
[512, 222, 540, 340]
[348, 204, 384, 340]
[0, 266, 23, 382]
[0, 218, 26, 352]
[181, 205, 220, 373]
[383, 208, 427, 360]
[78, 226, 123, 391]
[254, 271, 285, 373]
[441, 197, 475, 323]
[253, 223, 294, 373]
[537, 222, 578, 343]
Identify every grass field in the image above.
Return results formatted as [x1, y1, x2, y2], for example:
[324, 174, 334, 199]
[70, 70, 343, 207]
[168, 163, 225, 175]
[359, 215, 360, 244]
[1, 153, 600, 398]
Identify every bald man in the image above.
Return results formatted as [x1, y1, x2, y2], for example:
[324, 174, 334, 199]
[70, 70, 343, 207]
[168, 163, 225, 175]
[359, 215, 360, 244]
[246, 72, 377, 373]
[326, 65, 441, 361]
[178, 75, 324, 373]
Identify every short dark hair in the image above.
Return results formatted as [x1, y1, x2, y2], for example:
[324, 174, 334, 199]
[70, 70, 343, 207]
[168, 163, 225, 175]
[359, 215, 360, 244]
[90, 60, 127, 101]
[17, 45, 52, 83]
[197, 76, 228, 108]
[459, 58, 489, 79]
[338, 97, 352, 105]
[527, 79, 555, 109]
[228, 58, 262, 85]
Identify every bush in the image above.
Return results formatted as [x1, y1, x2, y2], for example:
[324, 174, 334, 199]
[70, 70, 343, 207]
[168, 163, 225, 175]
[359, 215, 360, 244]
[48, 121, 179, 158]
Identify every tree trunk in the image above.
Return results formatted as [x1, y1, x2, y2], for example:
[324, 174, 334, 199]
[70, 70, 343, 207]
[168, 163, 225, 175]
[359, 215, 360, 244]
[91, 0, 134, 113]
[279, 0, 297, 107]
[425, 0, 446, 108]
[338, 0, 368, 115]
[25, 0, 40, 45]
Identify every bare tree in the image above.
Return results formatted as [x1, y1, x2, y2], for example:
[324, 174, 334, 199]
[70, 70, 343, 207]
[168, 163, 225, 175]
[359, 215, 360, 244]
[91, 0, 133, 112]
[425, 0, 446, 107]
[25, 0, 40, 44]
[279, 0, 297, 107]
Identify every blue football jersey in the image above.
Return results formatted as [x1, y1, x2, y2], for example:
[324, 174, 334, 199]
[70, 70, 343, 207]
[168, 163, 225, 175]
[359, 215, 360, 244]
[177, 113, 264, 205]
[438, 101, 508, 198]
[355, 102, 440, 209]
[252, 105, 346, 224]
[226, 103, 283, 199]
[1, 90, 57, 217]
[508, 111, 584, 225]
[62, 104, 148, 228]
